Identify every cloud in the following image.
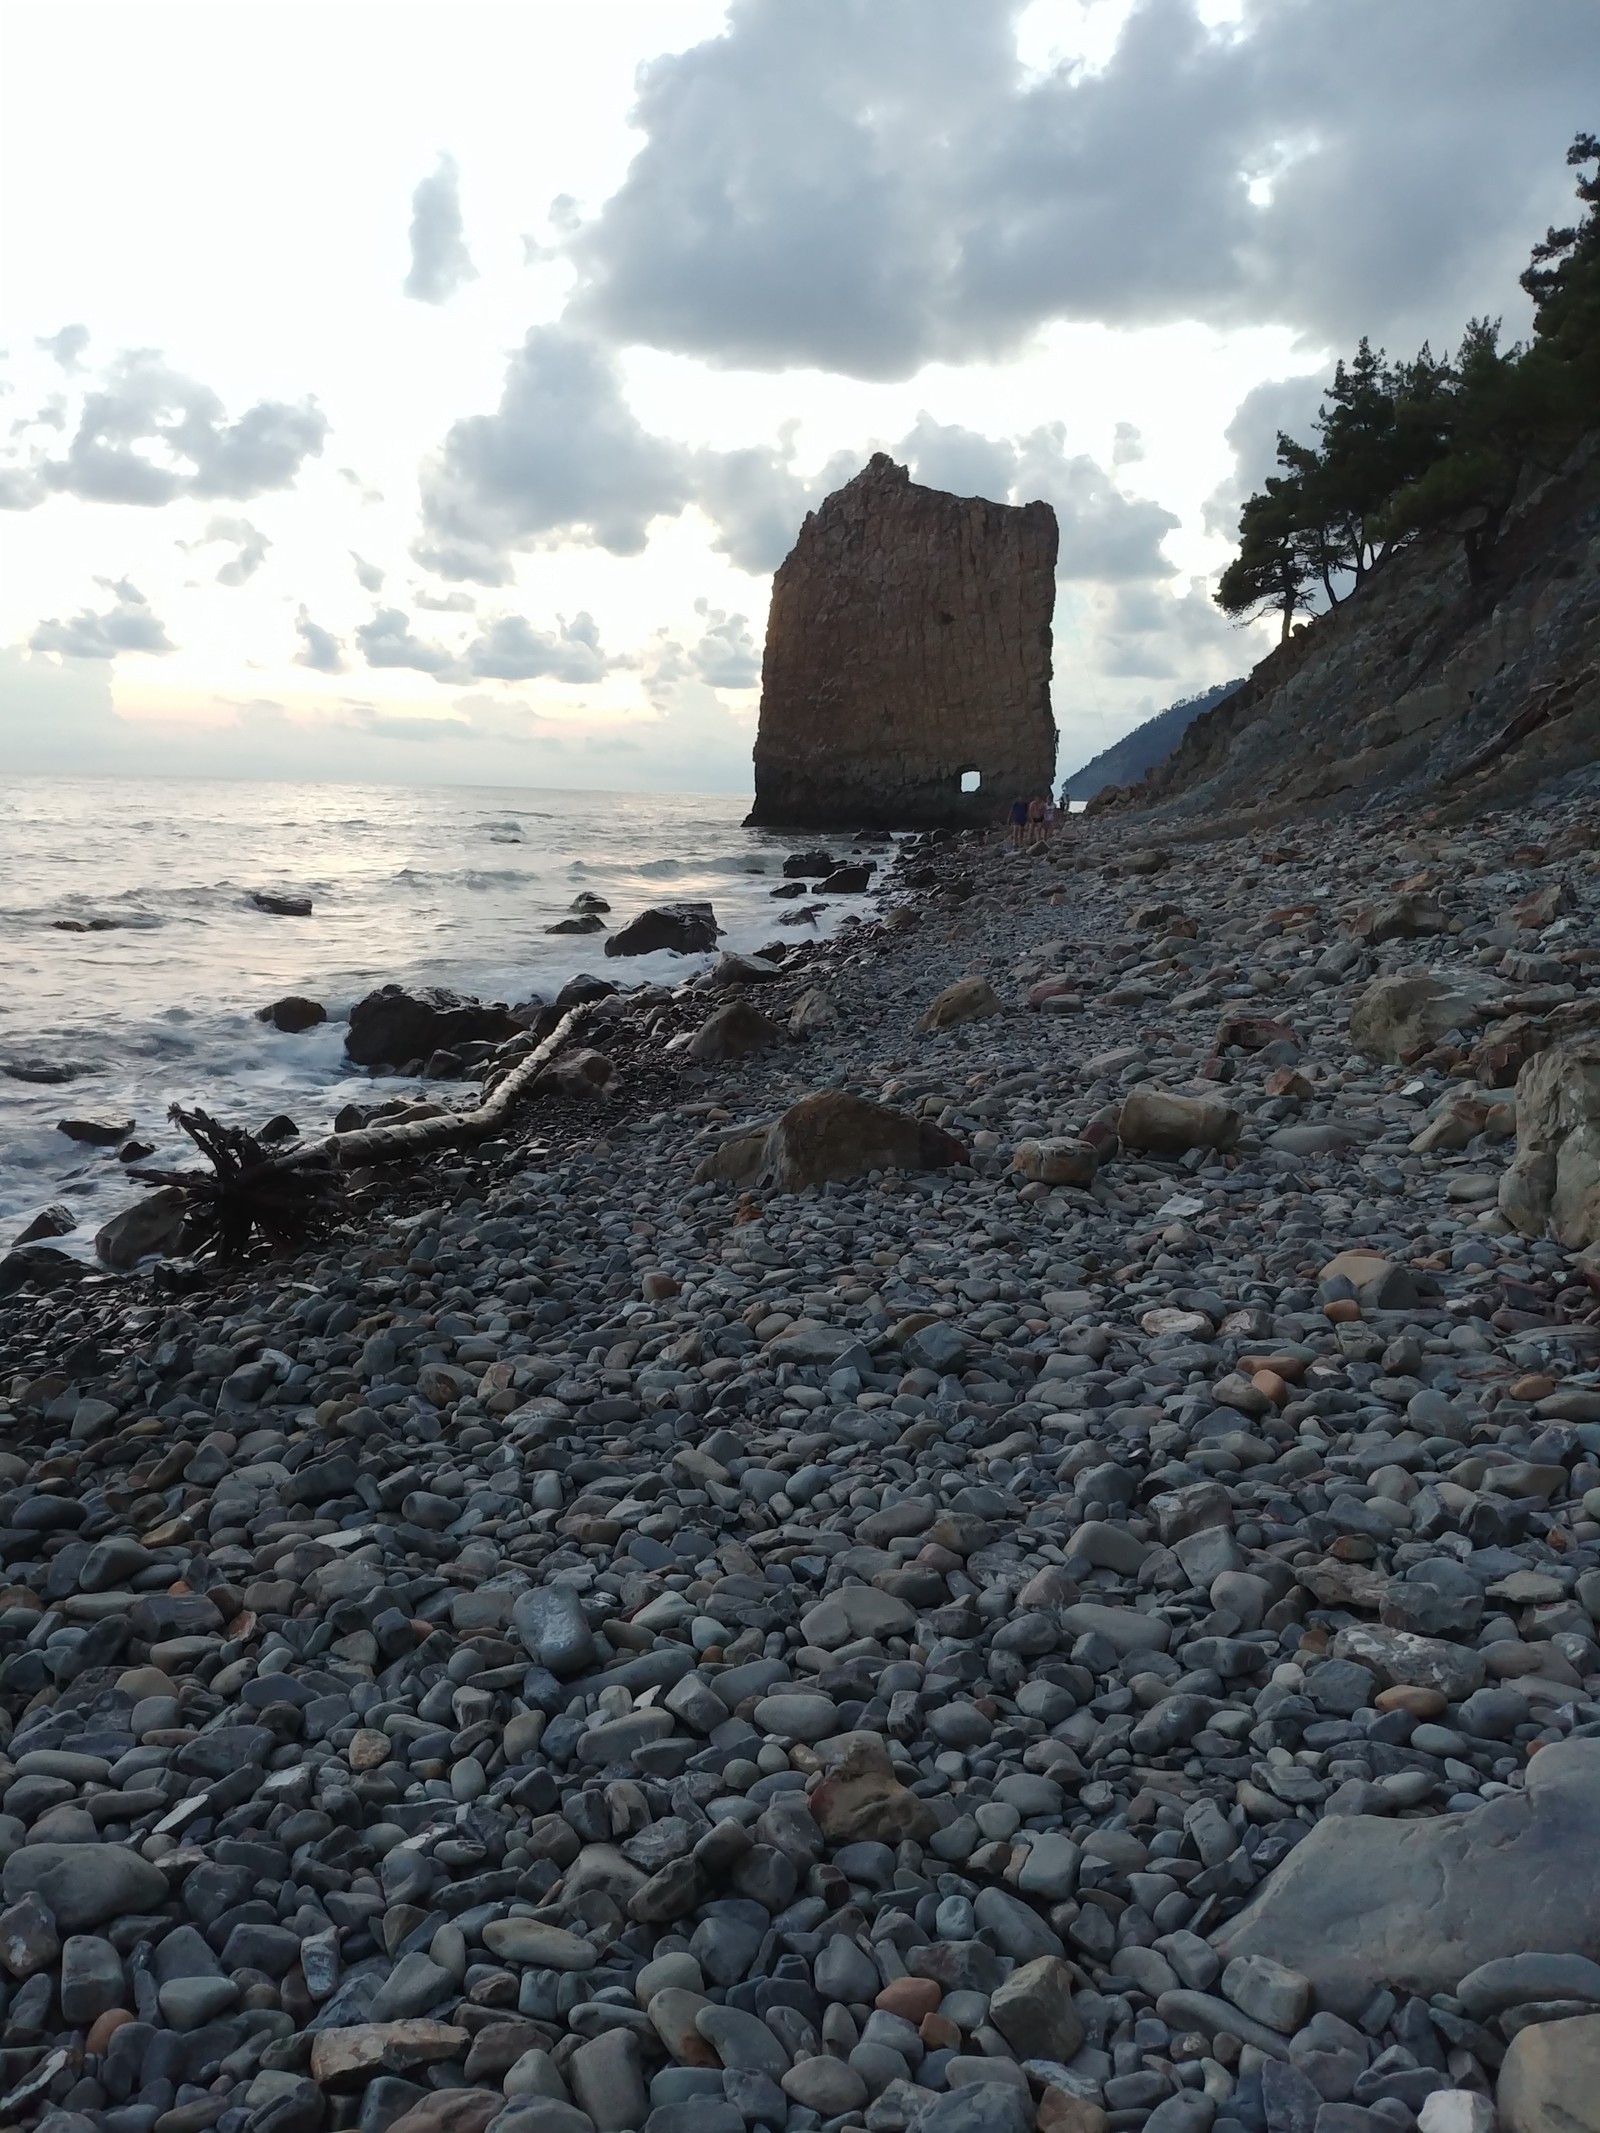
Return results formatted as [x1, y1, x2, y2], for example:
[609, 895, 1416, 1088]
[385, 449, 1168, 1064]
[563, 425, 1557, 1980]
[464, 611, 610, 682]
[355, 605, 463, 677]
[404, 153, 479, 304]
[414, 586, 476, 612]
[37, 324, 89, 373]
[183, 515, 271, 585]
[29, 578, 175, 659]
[1112, 423, 1145, 467]
[351, 598, 618, 685]
[564, 0, 1593, 380]
[417, 326, 698, 579]
[351, 551, 385, 593]
[417, 326, 1175, 585]
[688, 601, 760, 688]
[1202, 370, 1329, 536]
[294, 607, 345, 673]
[0, 349, 327, 509]
[1094, 575, 1260, 680]
[897, 414, 1179, 581]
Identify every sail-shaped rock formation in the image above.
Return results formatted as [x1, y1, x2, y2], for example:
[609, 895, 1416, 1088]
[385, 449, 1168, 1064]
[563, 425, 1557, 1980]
[747, 454, 1058, 829]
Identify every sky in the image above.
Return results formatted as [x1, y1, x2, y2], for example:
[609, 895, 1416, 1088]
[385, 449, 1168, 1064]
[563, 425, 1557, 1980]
[2, 0, 1595, 793]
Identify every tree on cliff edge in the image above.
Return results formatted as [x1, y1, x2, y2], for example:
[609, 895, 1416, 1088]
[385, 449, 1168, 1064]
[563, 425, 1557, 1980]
[1217, 135, 1600, 618]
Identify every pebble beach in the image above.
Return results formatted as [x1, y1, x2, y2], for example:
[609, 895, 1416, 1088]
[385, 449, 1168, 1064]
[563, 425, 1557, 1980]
[1, 790, 1599, 2133]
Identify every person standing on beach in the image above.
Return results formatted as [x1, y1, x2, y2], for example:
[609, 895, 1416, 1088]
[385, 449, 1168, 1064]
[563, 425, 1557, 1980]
[1009, 796, 1027, 849]
[1026, 793, 1046, 847]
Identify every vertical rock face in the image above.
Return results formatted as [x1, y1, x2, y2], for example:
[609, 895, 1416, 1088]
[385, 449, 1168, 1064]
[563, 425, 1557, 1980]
[747, 454, 1058, 829]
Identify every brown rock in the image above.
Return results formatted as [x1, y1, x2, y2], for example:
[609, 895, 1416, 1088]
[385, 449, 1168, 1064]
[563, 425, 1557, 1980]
[1039, 2091, 1109, 2133]
[748, 453, 1058, 829]
[765, 1090, 965, 1192]
[1012, 1137, 1099, 1186]
[687, 1000, 783, 1063]
[383, 2094, 502, 2133]
[1118, 1086, 1241, 1154]
[809, 1731, 936, 1845]
[875, 1978, 942, 2020]
[1497, 2010, 1600, 2133]
[919, 975, 1003, 1030]
[1499, 1040, 1600, 1247]
[309, 2022, 468, 2087]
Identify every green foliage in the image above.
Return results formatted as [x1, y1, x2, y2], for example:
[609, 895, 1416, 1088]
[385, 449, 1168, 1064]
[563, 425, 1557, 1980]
[1217, 135, 1600, 621]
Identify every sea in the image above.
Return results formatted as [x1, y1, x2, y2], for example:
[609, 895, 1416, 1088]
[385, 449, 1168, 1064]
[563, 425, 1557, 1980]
[0, 778, 883, 1258]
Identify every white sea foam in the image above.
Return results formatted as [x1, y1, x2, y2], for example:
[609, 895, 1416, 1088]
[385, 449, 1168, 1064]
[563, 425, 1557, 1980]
[0, 777, 885, 1255]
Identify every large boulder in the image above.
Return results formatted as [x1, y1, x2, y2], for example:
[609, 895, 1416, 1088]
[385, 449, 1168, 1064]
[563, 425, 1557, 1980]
[919, 976, 1003, 1030]
[1497, 2012, 1600, 2133]
[346, 986, 518, 1069]
[604, 904, 720, 957]
[1349, 971, 1480, 1064]
[95, 1187, 188, 1270]
[257, 995, 327, 1034]
[1118, 1086, 1241, 1154]
[3, 1844, 168, 1930]
[1212, 1738, 1600, 2018]
[687, 1001, 782, 1063]
[1499, 1040, 1600, 1247]
[764, 1091, 966, 1192]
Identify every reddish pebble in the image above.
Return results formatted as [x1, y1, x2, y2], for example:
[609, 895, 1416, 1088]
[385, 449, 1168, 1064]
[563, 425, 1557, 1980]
[876, 1977, 942, 2021]
[1324, 1299, 1361, 1324]
[87, 2008, 135, 2054]
[920, 2012, 961, 2050]
[1375, 1684, 1447, 1718]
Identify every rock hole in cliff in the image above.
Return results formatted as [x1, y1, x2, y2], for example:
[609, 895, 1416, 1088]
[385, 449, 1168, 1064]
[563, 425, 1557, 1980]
[959, 767, 982, 794]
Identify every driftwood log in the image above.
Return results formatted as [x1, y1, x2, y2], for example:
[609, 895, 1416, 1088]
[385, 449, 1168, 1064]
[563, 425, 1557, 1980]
[129, 1005, 592, 1257]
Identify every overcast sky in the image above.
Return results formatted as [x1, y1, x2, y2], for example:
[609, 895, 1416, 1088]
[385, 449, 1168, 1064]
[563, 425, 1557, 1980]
[2, 0, 1594, 791]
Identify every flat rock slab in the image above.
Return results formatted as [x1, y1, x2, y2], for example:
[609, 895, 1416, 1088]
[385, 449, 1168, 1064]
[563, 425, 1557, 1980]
[1213, 1738, 1600, 2018]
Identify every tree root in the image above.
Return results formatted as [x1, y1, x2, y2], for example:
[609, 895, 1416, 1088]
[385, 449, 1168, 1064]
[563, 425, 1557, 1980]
[127, 1005, 592, 1260]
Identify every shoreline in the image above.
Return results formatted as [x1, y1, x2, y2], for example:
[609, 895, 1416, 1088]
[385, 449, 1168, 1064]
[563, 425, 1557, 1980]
[0, 801, 1597, 2133]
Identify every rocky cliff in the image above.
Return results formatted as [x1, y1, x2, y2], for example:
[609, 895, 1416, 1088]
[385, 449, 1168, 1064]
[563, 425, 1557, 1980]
[1095, 433, 1600, 830]
[748, 454, 1058, 830]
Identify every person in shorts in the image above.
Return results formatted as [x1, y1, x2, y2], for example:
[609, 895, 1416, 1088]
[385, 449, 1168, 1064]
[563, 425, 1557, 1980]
[1009, 797, 1028, 849]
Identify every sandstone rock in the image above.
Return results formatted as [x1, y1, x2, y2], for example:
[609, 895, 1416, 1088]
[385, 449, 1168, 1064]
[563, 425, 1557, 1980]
[1499, 1040, 1600, 1247]
[748, 453, 1058, 829]
[309, 2022, 469, 2086]
[764, 1091, 965, 1192]
[1117, 1086, 1241, 1154]
[919, 976, 1003, 1030]
[686, 1001, 782, 1063]
[1350, 971, 1478, 1063]
[604, 903, 720, 957]
[1497, 2012, 1600, 2133]
[690, 1131, 769, 1188]
[345, 986, 518, 1068]
[1212, 1737, 1600, 2017]
[256, 996, 327, 1034]
[809, 1732, 936, 1846]
[1012, 1137, 1099, 1186]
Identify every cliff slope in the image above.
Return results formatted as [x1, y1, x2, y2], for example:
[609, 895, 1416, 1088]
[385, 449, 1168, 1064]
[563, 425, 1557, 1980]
[1096, 434, 1600, 831]
[1062, 678, 1244, 801]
